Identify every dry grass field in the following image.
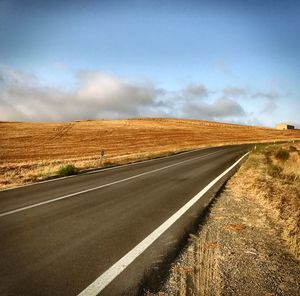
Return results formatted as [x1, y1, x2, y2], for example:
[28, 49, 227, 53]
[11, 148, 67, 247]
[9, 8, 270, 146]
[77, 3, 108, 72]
[1, 118, 300, 189]
[229, 143, 300, 258]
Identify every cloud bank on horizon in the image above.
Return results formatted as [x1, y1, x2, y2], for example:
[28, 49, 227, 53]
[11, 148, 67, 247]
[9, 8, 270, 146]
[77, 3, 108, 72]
[0, 0, 299, 127]
[0, 66, 289, 126]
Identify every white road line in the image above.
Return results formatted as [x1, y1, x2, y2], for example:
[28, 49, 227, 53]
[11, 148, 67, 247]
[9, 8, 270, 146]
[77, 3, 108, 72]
[77, 152, 249, 296]
[0, 150, 225, 218]
[0, 146, 207, 193]
[84, 147, 206, 175]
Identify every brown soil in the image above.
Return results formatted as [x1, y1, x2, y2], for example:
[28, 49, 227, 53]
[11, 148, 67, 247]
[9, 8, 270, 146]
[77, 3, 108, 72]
[148, 189, 300, 296]
[1, 118, 300, 189]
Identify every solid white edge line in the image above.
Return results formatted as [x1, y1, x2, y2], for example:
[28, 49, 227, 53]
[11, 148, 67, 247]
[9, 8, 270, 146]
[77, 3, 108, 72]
[0, 150, 224, 218]
[77, 152, 249, 296]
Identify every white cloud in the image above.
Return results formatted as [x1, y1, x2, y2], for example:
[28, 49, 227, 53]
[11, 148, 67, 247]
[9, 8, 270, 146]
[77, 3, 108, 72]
[223, 86, 280, 114]
[223, 87, 248, 97]
[0, 66, 284, 125]
[182, 83, 209, 98]
[182, 97, 246, 120]
[0, 67, 160, 121]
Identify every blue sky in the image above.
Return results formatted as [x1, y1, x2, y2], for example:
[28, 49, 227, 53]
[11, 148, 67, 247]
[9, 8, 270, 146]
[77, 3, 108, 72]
[0, 0, 299, 126]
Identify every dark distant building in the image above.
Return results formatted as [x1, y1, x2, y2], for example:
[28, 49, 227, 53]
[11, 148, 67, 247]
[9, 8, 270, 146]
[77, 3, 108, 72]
[276, 123, 295, 130]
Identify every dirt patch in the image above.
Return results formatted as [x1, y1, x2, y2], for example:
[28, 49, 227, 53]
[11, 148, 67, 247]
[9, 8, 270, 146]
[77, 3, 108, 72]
[148, 189, 300, 296]
[223, 223, 246, 232]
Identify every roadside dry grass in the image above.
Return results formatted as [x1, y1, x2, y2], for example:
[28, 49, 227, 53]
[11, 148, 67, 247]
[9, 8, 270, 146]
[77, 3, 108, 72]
[149, 190, 300, 296]
[148, 144, 300, 296]
[229, 143, 300, 258]
[1, 118, 300, 189]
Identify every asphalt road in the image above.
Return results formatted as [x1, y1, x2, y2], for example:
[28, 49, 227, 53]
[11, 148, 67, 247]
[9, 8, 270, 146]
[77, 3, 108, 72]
[0, 145, 250, 296]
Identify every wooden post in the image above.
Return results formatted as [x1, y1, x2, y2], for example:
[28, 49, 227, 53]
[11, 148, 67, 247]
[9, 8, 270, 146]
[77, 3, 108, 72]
[100, 150, 105, 166]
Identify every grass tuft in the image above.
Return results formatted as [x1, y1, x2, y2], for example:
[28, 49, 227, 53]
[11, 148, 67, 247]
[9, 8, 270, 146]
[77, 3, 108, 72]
[57, 164, 77, 177]
[267, 163, 283, 178]
[274, 148, 290, 162]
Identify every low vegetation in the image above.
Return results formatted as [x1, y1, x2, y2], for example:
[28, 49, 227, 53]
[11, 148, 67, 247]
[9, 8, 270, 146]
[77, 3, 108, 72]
[229, 143, 300, 258]
[57, 164, 77, 177]
[274, 147, 290, 162]
[1, 118, 300, 189]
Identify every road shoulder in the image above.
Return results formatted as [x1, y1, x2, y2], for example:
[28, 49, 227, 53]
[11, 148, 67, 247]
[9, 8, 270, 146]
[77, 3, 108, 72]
[147, 187, 300, 296]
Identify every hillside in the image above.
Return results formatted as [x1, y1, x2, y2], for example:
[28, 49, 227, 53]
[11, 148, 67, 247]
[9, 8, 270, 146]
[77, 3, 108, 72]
[1, 118, 300, 189]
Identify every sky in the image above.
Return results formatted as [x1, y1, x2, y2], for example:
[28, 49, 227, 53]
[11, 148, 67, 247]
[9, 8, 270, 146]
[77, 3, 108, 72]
[0, 0, 299, 127]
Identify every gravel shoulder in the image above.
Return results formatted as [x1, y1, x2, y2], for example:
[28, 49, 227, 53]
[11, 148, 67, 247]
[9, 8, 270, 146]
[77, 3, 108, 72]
[147, 186, 300, 296]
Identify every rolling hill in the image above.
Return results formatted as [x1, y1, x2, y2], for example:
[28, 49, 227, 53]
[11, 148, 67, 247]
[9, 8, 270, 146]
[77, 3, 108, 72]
[1, 118, 300, 189]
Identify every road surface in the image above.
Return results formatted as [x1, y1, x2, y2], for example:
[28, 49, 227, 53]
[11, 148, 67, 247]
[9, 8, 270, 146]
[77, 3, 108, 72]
[0, 145, 250, 295]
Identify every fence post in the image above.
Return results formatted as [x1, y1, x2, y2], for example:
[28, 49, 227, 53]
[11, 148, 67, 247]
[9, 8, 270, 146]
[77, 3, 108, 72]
[100, 150, 105, 166]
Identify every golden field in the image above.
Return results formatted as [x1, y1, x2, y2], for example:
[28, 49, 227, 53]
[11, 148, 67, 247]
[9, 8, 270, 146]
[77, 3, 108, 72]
[1, 118, 300, 189]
